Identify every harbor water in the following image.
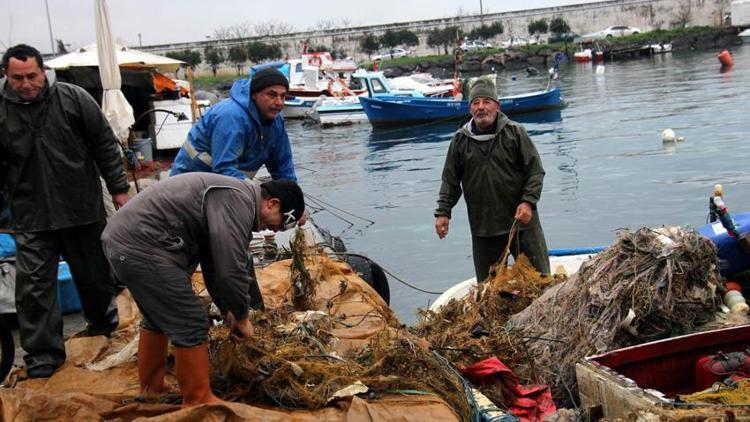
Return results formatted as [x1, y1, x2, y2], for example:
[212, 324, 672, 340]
[285, 45, 750, 323]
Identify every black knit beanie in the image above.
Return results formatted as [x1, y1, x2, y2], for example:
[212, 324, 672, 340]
[250, 68, 289, 93]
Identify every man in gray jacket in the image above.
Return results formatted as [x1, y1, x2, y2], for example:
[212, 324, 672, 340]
[101, 173, 304, 407]
[434, 76, 550, 282]
[0, 44, 129, 378]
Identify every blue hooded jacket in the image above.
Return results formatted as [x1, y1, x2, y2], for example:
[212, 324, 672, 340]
[170, 79, 296, 181]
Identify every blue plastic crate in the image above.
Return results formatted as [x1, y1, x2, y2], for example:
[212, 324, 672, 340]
[57, 262, 82, 315]
[0, 234, 14, 258]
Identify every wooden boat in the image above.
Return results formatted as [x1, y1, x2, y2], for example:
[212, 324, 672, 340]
[577, 324, 750, 419]
[359, 87, 563, 126]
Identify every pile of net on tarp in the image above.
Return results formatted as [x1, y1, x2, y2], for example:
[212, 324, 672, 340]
[509, 226, 723, 405]
[413, 254, 555, 406]
[0, 227, 469, 421]
[207, 231, 473, 421]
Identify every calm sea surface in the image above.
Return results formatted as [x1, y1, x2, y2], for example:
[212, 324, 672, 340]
[284, 45, 750, 323]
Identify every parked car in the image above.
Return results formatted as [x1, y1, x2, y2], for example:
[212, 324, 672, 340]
[500, 37, 536, 49]
[600, 25, 641, 37]
[548, 32, 579, 43]
[372, 48, 409, 61]
[459, 40, 493, 52]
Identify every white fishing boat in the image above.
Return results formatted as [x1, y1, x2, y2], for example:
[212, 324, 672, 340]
[643, 43, 673, 54]
[388, 73, 458, 98]
[428, 247, 604, 311]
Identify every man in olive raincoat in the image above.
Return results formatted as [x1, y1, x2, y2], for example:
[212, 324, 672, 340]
[434, 76, 550, 282]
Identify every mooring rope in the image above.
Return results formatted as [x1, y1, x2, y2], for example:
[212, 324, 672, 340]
[327, 251, 444, 295]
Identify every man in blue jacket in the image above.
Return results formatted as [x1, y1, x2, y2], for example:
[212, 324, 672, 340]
[170, 67, 296, 181]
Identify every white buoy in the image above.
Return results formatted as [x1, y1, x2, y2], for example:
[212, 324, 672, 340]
[595, 65, 605, 75]
[661, 128, 676, 142]
[677, 136, 685, 142]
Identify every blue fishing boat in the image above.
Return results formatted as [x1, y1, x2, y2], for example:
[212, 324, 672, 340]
[359, 87, 564, 126]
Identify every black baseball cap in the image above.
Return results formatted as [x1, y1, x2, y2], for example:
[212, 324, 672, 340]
[261, 179, 304, 230]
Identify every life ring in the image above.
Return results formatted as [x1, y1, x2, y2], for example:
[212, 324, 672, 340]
[327, 80, 343, 97]
[308, 55, 323, 67]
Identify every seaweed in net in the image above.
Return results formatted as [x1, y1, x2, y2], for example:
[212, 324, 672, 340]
[290, 228, 317, 311]
[208, 249, 472, 420]
[210, 307, 358, 408]
[508, 227, 723, 406]
[413, 253, 554, 406]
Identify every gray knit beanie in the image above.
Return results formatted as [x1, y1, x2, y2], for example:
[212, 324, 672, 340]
[469, 76, 498, 103]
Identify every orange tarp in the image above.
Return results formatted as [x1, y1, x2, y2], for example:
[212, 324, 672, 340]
[0, 257, 459, 421]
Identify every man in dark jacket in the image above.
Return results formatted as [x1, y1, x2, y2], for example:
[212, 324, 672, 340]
[0, 44, 129, 378]
[434, 76, 550, 282]
[101, 174, 304, 407]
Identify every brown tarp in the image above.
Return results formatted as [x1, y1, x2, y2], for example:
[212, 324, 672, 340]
[0, 259, 459, 421]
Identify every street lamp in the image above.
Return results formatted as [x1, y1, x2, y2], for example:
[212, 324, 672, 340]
[44, 0, 55, 55]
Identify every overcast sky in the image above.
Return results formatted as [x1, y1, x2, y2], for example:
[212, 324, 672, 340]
[2, 0, 597, 54]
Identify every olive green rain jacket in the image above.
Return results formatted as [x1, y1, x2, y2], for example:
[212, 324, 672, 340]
[435, 112, 545, 237]
[0, 76, 129, 232]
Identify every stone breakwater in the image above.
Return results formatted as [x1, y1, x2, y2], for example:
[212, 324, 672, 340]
[380, 27, 742, 78]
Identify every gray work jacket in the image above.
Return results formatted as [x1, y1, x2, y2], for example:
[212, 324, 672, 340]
[102, 172, 261, 320]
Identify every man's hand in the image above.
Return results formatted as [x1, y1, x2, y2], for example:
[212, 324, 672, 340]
[112, 193, 129, 210]
[514, 202, 533, 225]
[435, 216, 450, 239]
[224, 310, 254, 340]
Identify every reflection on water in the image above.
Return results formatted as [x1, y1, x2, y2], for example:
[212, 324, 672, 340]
[286, 46, 750, 322]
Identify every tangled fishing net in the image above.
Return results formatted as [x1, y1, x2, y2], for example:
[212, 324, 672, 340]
[681, 377, 750, 405]
[509, 226, 722, 405]
[207, 229, 472, 420]
[414, 252, 555, 406]
[416, 226, 723, 408]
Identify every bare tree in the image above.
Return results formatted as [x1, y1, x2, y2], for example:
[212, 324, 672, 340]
[338, 18, 354, 28]
[672, 0, 692, 28]
[228, 22, 253, 39]
[309, 19, 337, 32]
[254, 20, 296, 37]
[212, 26, 233, 41]
[714, 0, 729, 26]
[55, 39, 68, 54]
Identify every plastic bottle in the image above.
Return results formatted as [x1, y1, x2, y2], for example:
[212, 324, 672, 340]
[262, 233, 278, 261]
[724, 291, 748, 314]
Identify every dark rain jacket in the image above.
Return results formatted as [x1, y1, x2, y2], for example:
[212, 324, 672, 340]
[101, 172, 261, 322]
[435, 112, 545, 237]
[0, 76, 129, 232]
